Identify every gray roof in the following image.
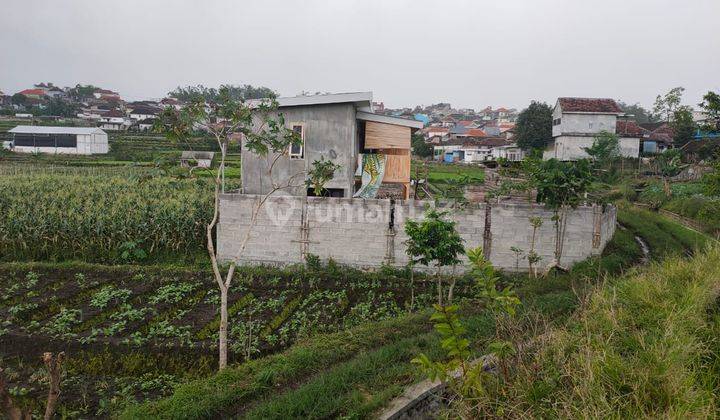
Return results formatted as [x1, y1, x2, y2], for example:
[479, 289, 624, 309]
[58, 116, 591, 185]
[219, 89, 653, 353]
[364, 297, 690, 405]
[8, 125, 106, 135]
[356, 111, 423, 129]
[248, 92, 373, 109]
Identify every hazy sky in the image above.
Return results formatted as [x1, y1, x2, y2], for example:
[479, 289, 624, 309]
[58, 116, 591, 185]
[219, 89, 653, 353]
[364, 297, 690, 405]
[1, 0, 718, 110]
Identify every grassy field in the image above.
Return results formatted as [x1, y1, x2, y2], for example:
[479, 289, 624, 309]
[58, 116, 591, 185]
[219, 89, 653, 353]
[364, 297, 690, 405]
[418, 161, 485, 184]
[0, 262, 461, 417]
[617, 205, 711, 258]
[466, 246, 720, 418]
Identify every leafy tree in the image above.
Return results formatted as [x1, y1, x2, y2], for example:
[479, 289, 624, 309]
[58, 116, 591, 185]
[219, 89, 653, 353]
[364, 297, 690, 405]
[618, 101, 657, 123]
[699, 90, 720, 132]
[68, 84, 97, 100]
[168, 84, 277, 102]
[529, 159, 594, 271]
[11, 93, 26, 106]
[44, 97, 78, 117]
[703, 161, 720, 197]
[671, 105, 696, 147]
[653, 87, 685, 122]
[156, 87, 337, 370]
[515, 101, 552, 151]
[584, 130, 620, 181]
[412, 247, 520, 391]
[411, 134, 433, 158]
[404, 209, 464, 305]
[655, 148, 683, 177]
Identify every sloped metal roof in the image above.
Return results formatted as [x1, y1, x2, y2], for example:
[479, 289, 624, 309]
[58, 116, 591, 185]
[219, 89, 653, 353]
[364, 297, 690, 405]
[8, 125, 107, 135]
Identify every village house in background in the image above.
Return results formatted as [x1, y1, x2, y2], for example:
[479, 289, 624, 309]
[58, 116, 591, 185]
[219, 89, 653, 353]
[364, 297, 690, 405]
[544, 97, 641, 160]
[241, 92, 422, 199]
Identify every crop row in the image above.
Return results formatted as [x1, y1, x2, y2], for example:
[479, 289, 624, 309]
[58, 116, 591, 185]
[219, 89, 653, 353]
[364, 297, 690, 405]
[0, 262, 469, 417]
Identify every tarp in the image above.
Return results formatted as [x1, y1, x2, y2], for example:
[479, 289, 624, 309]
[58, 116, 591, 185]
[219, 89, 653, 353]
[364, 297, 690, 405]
[353, 154, 386, 198]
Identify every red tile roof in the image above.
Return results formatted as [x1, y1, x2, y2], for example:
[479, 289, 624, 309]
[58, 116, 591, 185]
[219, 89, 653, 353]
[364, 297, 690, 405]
[558, 97, 622, 113]
[465, 128, 487, 137]
[18, 89, 47, 96]
[458, 121, 474, 127]
[615, 120, 647, 137]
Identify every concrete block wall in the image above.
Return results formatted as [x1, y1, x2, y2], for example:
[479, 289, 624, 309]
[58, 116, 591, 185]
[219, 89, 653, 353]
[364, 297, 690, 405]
[217, 194, 617, 272]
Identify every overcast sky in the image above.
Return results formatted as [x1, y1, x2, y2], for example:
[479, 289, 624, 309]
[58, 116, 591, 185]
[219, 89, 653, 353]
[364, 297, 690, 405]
[1, 0, 718, 110]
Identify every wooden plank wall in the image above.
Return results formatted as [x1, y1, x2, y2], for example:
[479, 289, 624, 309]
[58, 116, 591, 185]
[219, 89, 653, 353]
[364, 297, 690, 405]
[382, 149, 410, 183]
[365, 121, 411, 149]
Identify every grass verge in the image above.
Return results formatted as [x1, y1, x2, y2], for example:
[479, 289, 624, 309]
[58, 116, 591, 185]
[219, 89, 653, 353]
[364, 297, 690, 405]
[473, 246, 720, 418]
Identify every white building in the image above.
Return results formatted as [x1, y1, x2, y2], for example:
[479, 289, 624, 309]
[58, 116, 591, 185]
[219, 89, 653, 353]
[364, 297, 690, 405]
[7, 126, 109, 155]
[544, 97, 640, 160]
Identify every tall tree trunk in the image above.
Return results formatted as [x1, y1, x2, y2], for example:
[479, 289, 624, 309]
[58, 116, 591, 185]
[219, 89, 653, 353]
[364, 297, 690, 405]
[436, 267, 443, 306]
[43, 352, 64, 420]
[483, 199, 492, 259]
[218, 284, 229, 369]
[409, 267, 415, 312]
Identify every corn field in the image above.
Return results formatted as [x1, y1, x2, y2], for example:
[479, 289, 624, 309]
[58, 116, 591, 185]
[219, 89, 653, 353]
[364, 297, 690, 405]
[0, 174, 216, 263]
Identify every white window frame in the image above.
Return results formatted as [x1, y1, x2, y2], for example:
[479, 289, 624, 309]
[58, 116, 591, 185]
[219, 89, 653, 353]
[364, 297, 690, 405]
[288, 122, 305, 159]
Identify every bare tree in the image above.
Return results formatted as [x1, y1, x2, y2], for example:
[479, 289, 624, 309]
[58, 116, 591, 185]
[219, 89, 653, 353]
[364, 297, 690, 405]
[43, 352, 64, 420]
[157, 88, 338, 369]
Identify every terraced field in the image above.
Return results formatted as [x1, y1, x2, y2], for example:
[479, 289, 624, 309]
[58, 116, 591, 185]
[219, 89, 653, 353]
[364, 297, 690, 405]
[0, 262, 465, 417]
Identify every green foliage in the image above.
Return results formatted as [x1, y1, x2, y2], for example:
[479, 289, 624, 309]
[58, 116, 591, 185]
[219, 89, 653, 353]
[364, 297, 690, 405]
[656, 148, 683, 177]
[618, 101, 657, 124]
[515, 101, 553, 151]
[467, 247, 521, 316]
[305, 156, 341, 196]
[653, 86, 685, 122]
[699, 90, 720, 132]
[11, 93, 27, 106]
[475, 248, 720, 418]
[412, 247, 520, 400]
[167, 84, 277, 102]
[529, 158, 594, 209]
[90, 285, 132, 309]
[702, 161, 720, 197]
[411, 134, 433, 158]
[671, 105, 697, 147]
[584, 130, 619, 167]
[404, 209, 464, 268]
[412, 305, 471, 381]
[43, 97, 78, 117]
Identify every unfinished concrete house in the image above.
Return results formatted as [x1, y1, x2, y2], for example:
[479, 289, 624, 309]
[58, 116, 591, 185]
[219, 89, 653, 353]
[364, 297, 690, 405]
[241, 92, 423, 199]
[219, 92, 617, 272]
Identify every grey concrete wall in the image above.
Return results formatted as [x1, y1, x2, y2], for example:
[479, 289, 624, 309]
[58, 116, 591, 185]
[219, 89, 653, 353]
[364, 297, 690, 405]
[241, 103, 357, 197]
[217, 194, 617, 272]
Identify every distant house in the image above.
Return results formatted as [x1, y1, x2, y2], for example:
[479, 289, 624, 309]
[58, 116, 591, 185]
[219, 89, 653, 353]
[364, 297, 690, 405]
[160, 97, 183, 110]
[544, 97, 640, 160]
[433, 137, 523, 163]
[137, 118, 157, 131]
[129, 106, 159, 121]
[18, 89, 47, 100]
[98, 109, 130, 131]
[93, 89, 120, 101]
[440, 115, 456, 127]
[180, 151, 215, 168]
[638, 122, 673, 153]
[7, 126, 108, 155]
